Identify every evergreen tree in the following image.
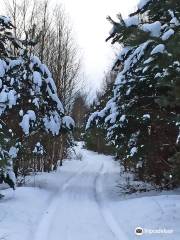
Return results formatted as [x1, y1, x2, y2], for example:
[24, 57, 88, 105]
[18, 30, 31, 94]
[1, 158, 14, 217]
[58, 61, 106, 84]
[71, 93, 89, 140]
[87, 0, 180, 187]
[0, 15, 74, 189]
[85, 72, 116, 155]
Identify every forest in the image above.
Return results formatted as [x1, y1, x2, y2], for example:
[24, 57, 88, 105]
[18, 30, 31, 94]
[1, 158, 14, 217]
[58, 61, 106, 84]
[0, 1, 180, 239]
[0, 0, 180, 194]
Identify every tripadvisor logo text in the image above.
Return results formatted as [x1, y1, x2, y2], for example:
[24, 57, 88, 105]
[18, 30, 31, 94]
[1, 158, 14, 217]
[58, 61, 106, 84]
[135, 227, 174, 236]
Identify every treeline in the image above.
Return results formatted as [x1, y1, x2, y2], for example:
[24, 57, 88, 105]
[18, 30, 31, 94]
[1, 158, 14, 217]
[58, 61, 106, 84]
[0, 0, 81, 189]
[71, 71, 117, 155]
[84, 72, 117, 154]
[86, 0, 180, 189]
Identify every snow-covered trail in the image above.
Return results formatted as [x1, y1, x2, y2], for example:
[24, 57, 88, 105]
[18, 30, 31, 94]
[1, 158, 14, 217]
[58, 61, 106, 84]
[32, 145, 180, 240]
[1, 144, 179, 240]
[34, 148, 127, 240]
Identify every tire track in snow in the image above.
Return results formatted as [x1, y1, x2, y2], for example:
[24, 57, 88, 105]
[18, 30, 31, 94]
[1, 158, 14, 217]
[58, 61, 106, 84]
[95, 162, 129, 240]
[33, 162, 88, 240]
[152, 198, 165, 215]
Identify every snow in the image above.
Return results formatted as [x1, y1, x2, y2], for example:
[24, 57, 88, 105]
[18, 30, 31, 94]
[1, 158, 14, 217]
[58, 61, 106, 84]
[162, 29, 175, 41]
[1, 143, 179, 240]
[62, 116, 75, 129]
[0, 86, 17, 114]
[115, 40, 152, 85]
[7, 59, 22, 71]
[168, 10, 180, 26]
[9, 146, 18, 158]
[144, 57, 154, 64]
[86, 112, 100, 129]
[30, 56, 41, 68]
[109, 25, 116, 35]
[126, 87, 132, 95]
[40, 64, 52, 78]
[0, 53, 68, 133]
[143, 114, 150, 119]
[176, 129, 180, 144]
[8, 90, 17, 108]
[170, 17, 180, 26]
[29, 55, 65, 114]
[151, 44, 165, 55]
[105, 112, 118, 124]
[33, 71, 42, 87]
[43, 112, 61, 136]
[130, 146, 137, 156]
[0, 187, 51, 240]
[10, 78, 14, 86]
[125, 16, 139, 27]
[138, 0, 150, 9]
[19, 109, 24, 116]
[141, 21, 161, 37]
[6, 167, 16, 185]
[0, 16, 12, 25]
[177, 135, 180, 144]
[86, 41, 153, 129]
[117, 47, 132, 61]
[33, 142, 44, 155]
[19, 110, 36, 135]
[0, 88, 8, 103]
[46, 77, 57, 93]
[32, 98, 40, 108]
[0, 59, 6, 77]
[46, 81, 64, 113]
[120, 114, 126, 122]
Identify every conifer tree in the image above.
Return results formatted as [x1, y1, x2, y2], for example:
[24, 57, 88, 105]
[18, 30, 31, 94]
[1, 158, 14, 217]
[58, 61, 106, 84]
[86, 73, 116, 155]
[0, 15, 74, 189]
[87, 0, 180, 187]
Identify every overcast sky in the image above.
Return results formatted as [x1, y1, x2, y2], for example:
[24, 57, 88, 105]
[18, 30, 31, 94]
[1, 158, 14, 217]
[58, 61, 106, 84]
[52, 0, 139, 95]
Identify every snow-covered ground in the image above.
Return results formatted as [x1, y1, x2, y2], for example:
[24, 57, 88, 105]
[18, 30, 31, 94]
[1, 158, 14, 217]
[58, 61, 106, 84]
[0, 143, 180, 240]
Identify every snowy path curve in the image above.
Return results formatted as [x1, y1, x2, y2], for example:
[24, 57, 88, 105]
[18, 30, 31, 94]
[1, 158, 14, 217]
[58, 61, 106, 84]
[33, 149, 128, 240]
